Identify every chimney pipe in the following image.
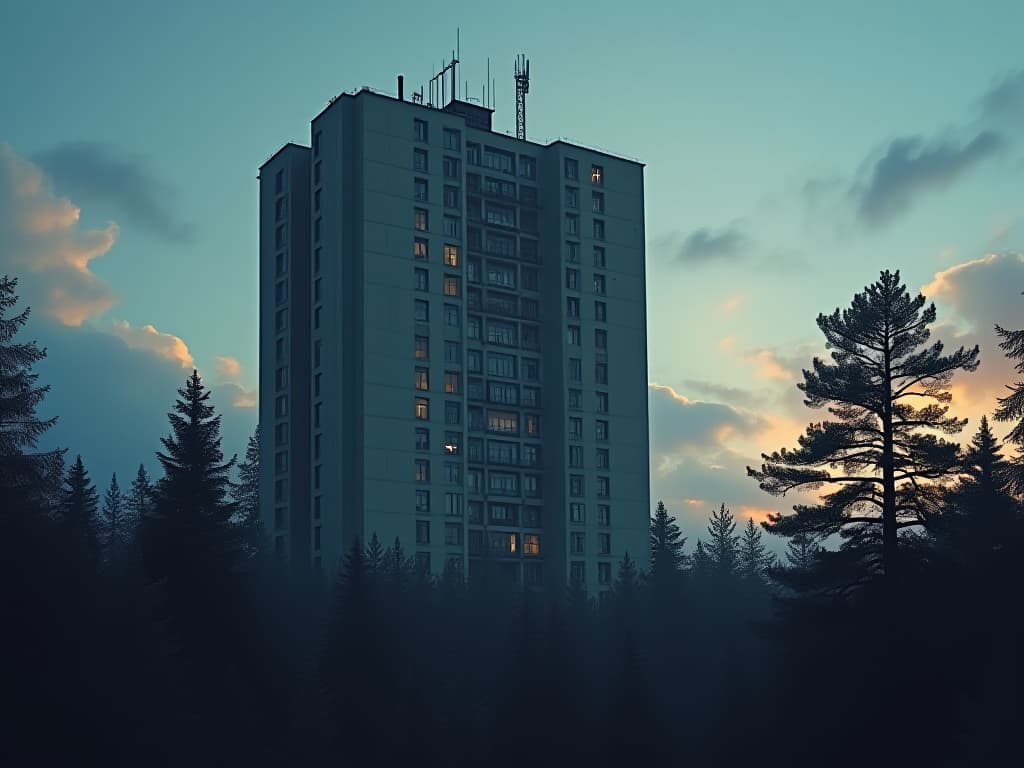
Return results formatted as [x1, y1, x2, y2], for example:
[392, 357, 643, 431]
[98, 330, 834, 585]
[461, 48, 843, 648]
[398, 75, 405, 101]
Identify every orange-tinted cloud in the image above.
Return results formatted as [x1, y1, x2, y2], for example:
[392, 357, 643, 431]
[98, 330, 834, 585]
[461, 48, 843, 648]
[744, 348, 796, 381]
[215, 355, 243, 380]
[0, 142, 118, 326]
[111, 320, 194, 369]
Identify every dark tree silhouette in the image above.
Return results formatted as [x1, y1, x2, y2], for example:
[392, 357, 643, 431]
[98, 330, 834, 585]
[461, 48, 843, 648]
[784, 532, 821, 571]
[649, 500, 686, 586]
[748, 269, 979, 588]
[994, 317, 1024, 493]
[63, 455, 101, 572]
[705, 502, 739, 577]
[738, 517, 774, 580]
[102, 472, 129, 556]
[229, 426, 264, 558]
[0, 275, 64, 508]
[126, 463, 152, 532]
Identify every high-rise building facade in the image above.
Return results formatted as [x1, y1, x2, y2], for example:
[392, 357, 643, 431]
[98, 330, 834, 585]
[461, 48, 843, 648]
[259, 83, 649, 595]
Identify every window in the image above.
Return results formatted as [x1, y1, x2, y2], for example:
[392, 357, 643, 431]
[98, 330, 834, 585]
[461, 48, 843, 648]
[468, 438, 483, 463]
[593, 219, 605, 241]
[598, 504, 611, 526]
[522, 386, 539, 408]
[467, 315, 481, 340]
[521, 444, 540, 467]
[444, 431, 461, 456]
[569, 417, 583, 441]
[414, 335, 429, 360]
[275, 252, 287, 276]
[275, 308, 287, 332]
[593, 246, 606, 267]
[467, 258, 481, 283]
[591, 164, 603, 184]
[274, 479, 286, 503]
[415, 397, 429, 420]
[566, 268, 580, 290]
[314, 161, 321, 184]
[443, 128, 461, 150]
[444, 275, 461, 297]
[519, 155, 536, 179]
[566, 241, 580, 263]
[596, 420, 609, 441]
[275, 223, 287, 248]
[444, 371, 461, 394]
[274, 169, 284, 194]
[444, 303, 460, 328]
[443, 244, 459, 266]
[487, 352, 517, 378]
[275, 395, 288, 417]
[595, 301, 607, 322]
[443, 156, 460, 178]
[565, 186, 579, 209]
[314, 433, 321, 459]
[275, 366, 288, 391]
[414, 119, 428, 142]
[414, 148, 428, 172]
[314, 218, 322, 243]
[416, 427, 430, 450]
[594, 274, 606, 294]
[592, 191, 605, 213]
[414, 208, 428, 232]
[521, 357, 539, 380]
[487, 263, 516, 288]
[566, 214, 579, 235]
[276, 338, 284, 363]
[414, 268, 429, 292]
[598, 562, 611, 585]
[445, 462, 462, 485]
[520, 237, 538, 262]
[525, 414, 539, 437]
[597, 477, 610, 498]
[275, 423, 288, 446]
[521, 267, 538, 291]
[569, 445, 583, 468]
[570, 532, 585, 554]
[445, 340, 461, 364]
[416, 489, 430, 514]
[488, 440, 518, 465]
[414, 299, 429, 322]
[467, 469, 483, 494]
[414, 178, 429, 202]
[445, 401, 461, 425]
[314, 278, 322, 302]
[569, 358, 582, 382]
[485, 204, 515, 227]
[567, 325, 581, 346]
[415, 367, 429, 390]
[568, 474, 586, 497]
[467, 349, 482, 373]
[523, 507, 542, 528]
[467, 142, 481, 165]
[416, 520, 430, 545]
[444, 216, 461, 238]
[314, 247, 321, 273]
[488, 381, 518, 405]
[595, 329, 607, 349]
[444, 185, 460, 209]
[445, 523, 463, 546]
[521, 323, 539, 350]
[314, 402, 321, 428]
[523, 474, 540, 497]
[598, 532, 611, 555]
[570, 561, 585, 584]
[275, 197, 287, 221]
[565, 158, 579, 180]
[314, 306, 321, 329]
[568, 389, 581, 410]
[487, 411, 518, 434]
[597, 391, 608, 413]
[570, 502, 585, 523]
[524, 534, 540, 556]
[415, 459, 430, 483]
[446, 493, 463, 517]
[314, 465, 321, 490]
[597, 448, 610, 470]
[487, 320, 517, 346]
[567, 297, 580, 318]
[414, 237, 428, 260]
[488, 472, 519, 495]
[482, 147, 514, 173]
[276, 451, 288, 473]
[596, 362, 608, 385]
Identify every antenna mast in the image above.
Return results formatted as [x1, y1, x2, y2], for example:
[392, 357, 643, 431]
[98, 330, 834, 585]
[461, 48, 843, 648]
[514, 54, 530, 140]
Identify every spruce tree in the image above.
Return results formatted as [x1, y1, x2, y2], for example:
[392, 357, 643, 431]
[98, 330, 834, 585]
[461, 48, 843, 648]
[649, 500, 686, 587]
[785, 532, 821, 572]
[706, 503, 739, 577]
[126, 463, 152, 532]
[63, 455, 100, 572]
[738, 517, 774, 581]
[748, 269, 979, 588]
[994, 318, 1024, 493]
[229, 426, 262, 555]
[0, 275, 64, 509]
[691, 539, 713, 577]
[101, 473, 127, 557]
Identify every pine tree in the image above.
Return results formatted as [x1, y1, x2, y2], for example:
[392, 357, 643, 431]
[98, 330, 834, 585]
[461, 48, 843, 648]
[101, 473, 127, 557]
[0, 275, 64, 509]
[738, 517, 774, 580]
[612, 552, 640, 610]
[706, 503, 739, 577]
[365, 531, 386, 581]
[994, 318, 1024, 493]
[229, 426, 262, 555]
[649, 500, 686, 587]
[63, 455, 101, 572]
[749, 269, 979, 588]
[785, 532, 821, 572]
[691, 539, 713, 577]
[126, 463, 152, 532]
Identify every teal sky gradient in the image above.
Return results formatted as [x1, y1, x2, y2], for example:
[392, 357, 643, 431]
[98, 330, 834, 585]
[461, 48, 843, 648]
[2, 0, 1022, 535]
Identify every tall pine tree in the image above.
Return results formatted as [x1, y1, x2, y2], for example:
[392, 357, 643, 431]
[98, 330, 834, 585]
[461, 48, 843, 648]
[649, 500, 686, 588]
[101, 473, 127, 557]
[126, 463, 152, 535]
[749, 270, 979, 588]
[738, 517, 774, 581]
[63, 455, 101, 573]
[706, 503, 739, 577]
[994, 317, 1024, 493]
[229, 426, 263, 557]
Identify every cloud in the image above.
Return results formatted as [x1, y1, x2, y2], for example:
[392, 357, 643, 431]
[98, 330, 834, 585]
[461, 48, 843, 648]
[0, 142, 118, 325]
[214, 382, 258, 409]
[981, 69, 1024, 123]
[674, 224, 749, 264]
[34, 142, 193, 243]
[743, 348, 797, 382]
[215, 355, 243, 380]
[111, 320, 194, 369]
[852, 132, 1004, 227]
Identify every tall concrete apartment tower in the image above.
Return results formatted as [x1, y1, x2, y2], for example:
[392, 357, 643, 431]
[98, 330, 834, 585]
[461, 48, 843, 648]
[259, 76, 649, 596]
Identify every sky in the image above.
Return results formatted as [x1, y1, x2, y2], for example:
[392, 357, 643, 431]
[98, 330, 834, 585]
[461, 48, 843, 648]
[2, 0, 1023, 548]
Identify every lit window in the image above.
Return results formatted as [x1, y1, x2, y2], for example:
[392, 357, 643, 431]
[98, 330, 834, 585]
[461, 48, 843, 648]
[415, 397, 429, 420]
[414, 208, 428, 232]
[443, 275, 461, 297]
[524, 534, 540, 556]
[591, 165, 603, 184]
[444, 371, 461, 394]
[414, 335, 429, 360]
[444, 244, 459, 266]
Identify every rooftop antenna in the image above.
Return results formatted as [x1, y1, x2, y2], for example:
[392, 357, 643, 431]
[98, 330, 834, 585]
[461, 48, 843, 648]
[514, 54, 530, 140]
